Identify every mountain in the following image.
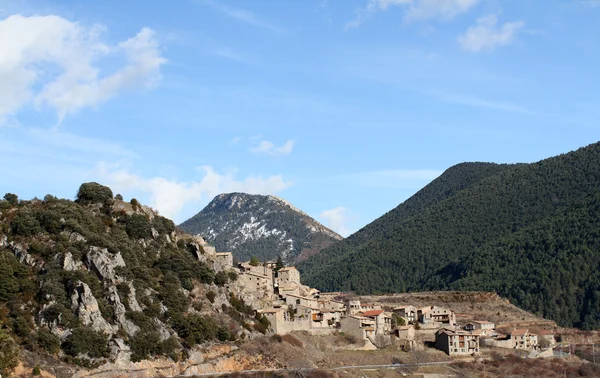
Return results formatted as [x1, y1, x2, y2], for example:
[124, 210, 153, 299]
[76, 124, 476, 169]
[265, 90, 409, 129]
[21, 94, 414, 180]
[178, 193, 342, 264]
[0, 183, 269, 376]
[299, 142, 600, 330]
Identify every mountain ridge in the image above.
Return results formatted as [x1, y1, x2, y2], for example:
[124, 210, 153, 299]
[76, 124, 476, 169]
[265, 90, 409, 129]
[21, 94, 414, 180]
[179, 192, 342, 264]
[299, 141, 600, 329]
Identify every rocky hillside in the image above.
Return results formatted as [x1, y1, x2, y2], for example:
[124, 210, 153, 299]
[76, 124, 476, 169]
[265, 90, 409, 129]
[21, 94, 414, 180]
[179, 193, 342, 264]
[300, 141, 600, 330]
[0, 183, 270, 377]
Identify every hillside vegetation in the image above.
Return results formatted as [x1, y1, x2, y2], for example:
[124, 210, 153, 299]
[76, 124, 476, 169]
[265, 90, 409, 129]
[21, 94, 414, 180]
[0, 183, 266, 375]
[300, 142, 600, 330]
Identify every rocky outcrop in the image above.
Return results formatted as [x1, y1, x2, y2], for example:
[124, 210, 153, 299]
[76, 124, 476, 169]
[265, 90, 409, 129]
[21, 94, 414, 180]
[61, 230, 87, 243]
[9, 241, 37, 267]
[86, 246, 126, 282]
[71, 281, 115, 335]
[108, 286, 139, 337]
[63, 251, 84, 271]
[127, 282, 143, 312]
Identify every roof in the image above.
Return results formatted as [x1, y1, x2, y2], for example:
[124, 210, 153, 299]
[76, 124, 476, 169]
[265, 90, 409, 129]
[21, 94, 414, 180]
[361, 310, 384, 317]
[471, 329, 486, 335]
[278, 266, 297, 272]
[510, 329, 529, 336]
[471, 320, 493, 324]
[349, 315, 373, 321]
[259, 308, 284, 314]
[437, 328, 473, 337]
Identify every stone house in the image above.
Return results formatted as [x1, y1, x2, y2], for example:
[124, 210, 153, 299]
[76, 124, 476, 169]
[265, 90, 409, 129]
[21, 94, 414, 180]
[464, 320, 495, 331]
[215, 252, 233, 267]
[361, 310, 392, 335]
[345, 299, 382, 316]
[277, 266, 301, 285]
[393, 305, 418, 323]
[419, 306, 456, 326]
[340, 315, 376, 341]
[435, 328, 480, 356]
[393, 325, 415, 340]
[285, 294, 319, 310]
[538, 330, 556, 347]
[509, 329, 538, 349]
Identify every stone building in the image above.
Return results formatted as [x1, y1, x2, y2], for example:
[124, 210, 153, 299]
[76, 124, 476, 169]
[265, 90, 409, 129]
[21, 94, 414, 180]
[435, 328, 480, 356]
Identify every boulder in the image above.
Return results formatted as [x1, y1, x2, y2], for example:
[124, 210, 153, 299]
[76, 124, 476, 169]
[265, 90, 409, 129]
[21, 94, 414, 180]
[127, 281, 144, 312]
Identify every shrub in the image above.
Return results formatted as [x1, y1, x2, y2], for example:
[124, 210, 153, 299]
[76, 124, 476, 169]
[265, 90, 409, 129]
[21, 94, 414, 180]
[76, 182, 113, 205]
[214, 271, 228, 286]
[36, 329, 60, 354]
[124, 214, 152, 239]
[115, 194, 123, 201]
[227, 271, 238, 282]
[152, 216, 175, 235]
[253, 313, 270, 334]
[172, 314, 218, 346]
[217, 326, 231, 342]
[62, 328, 109, 358]
[3, 193, 18, 206]
[0, 329, 19, 376]
[249, 256, 260, 266]
[206, 291, 216, 303]
[130, 198, 140, 211]
[10, 211, 42, 236]
[32, 366, 41, 375]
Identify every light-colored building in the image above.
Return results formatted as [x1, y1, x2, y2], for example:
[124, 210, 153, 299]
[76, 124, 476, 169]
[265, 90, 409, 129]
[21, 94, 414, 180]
[346, 299, 382, 316]
[538, 330, 556, 347]
[393, 305, 418, 323]
[215, 252, 233, 267]
[394, 325, 415, 340]
[509, 329, 538, 349]
[340, 315, 376, 341]
[435, 328, 480, 356]
[419, 306, 456, 326]
[277, 266, 301, 285]
[361, 310, 392, 335]
[285, 294, 319, 310]
[464, 320, 495, 331]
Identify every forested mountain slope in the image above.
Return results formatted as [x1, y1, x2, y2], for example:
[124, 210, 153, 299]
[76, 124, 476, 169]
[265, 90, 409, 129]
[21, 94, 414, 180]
[299, 142, 600, 329]
[179, 193, 342, 264]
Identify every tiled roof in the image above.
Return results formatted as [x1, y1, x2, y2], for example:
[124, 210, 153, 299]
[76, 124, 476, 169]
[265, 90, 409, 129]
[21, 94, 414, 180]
[361, 310, 384, 317]
[510, 329, 529, 336]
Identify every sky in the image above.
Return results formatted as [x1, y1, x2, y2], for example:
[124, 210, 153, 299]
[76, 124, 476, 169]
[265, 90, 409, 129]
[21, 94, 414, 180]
[1, 0, 599, 237]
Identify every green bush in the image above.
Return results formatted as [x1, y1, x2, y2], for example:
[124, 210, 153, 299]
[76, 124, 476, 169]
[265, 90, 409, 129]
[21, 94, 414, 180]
[227, 271, 238, 282]
[206, 290, 216, 303]
[152, 216, 175, 235]
[3, 193, 18, 206]
[36, 329, 60, 354]
[32, 366, 41, 375]
[214, 271, 228, 286]
[10, 211, 42, 236]
[124, 214, 152, 239]
[76, 182, 113, 205]
[0, 329, 20, 376]
[62, 328, 110, 359]
[172, 314, 218, 347]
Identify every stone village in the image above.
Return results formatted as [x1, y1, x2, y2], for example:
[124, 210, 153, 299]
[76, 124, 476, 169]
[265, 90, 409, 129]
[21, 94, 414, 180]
[198, 236, 557, 358]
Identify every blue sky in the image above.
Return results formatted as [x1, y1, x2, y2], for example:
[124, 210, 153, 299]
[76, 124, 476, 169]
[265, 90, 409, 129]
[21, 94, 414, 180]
[1, 0, 599, 236]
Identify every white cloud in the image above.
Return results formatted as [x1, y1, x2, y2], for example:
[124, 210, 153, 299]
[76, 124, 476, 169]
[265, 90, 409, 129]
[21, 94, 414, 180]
[0, 14, 166, 124]
[404, 0, 479, 22]
[94, 163, 292, 222]
[250, 139, 295, 156]
[320, 207, 352, 237]
[458, 15, 525, 52]
[199, 0, 284, 33]
[345, 0, 478, 29]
